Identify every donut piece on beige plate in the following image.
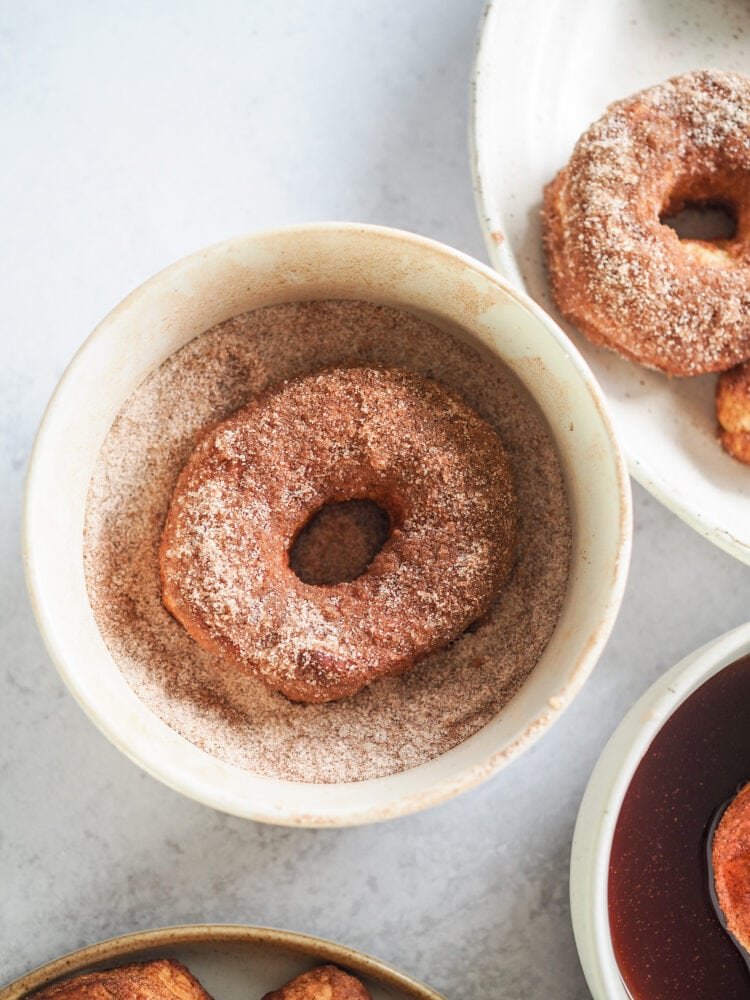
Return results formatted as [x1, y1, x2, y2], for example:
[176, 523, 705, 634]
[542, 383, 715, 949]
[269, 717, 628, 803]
[160, 366, 516, 703]
[28, 961, 214, 1000]
[261, 965, 370, 1000]
[717, 360, 750, 464]
[543, 69, 750, 377]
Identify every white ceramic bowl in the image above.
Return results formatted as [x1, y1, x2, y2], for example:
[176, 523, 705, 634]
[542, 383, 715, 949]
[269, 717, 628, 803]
[24, 223, 631, 826]
[0, 925, 444, 1000]
[571, 620, 750, 998]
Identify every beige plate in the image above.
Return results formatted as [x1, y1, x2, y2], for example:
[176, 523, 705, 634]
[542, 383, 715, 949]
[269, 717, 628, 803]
[0, 925, 444, 1000]
[470, 0, 750, 564]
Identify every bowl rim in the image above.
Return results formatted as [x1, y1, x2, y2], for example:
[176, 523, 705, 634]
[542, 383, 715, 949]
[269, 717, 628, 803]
[570, 620, 750, 999]
[0, 923, 445, 1000]
[23, 221, 632, 826]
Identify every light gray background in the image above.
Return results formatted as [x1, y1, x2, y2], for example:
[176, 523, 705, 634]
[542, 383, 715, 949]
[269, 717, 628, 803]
[2, 3, 749, 998]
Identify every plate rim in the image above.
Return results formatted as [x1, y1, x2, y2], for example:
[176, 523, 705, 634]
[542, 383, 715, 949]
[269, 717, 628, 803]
[0, 924, 445, 1000]
[469, 0, 750, 567]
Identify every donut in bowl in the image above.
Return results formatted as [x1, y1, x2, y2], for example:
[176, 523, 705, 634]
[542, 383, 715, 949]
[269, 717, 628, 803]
[160, 365, 516, 703]
[543, 69, 750, 378]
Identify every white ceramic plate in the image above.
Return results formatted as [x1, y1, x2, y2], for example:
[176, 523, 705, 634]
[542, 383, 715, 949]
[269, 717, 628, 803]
[471, 0, 750, 564]
[0, 926, 443, 1000]
[569, 621, 750, 998]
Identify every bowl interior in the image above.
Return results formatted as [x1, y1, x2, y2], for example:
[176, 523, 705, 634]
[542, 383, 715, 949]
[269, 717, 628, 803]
[24, 223, 630, 825]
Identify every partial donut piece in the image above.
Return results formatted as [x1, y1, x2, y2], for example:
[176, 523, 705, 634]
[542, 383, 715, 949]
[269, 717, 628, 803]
[543, 69, 750, 377]
[160, 366, 516, 703]
[261, 965, 370, 1000]
[28, 961, 214, 1000]
[717, 361, 750, 464]
[712, 781, 750, 955]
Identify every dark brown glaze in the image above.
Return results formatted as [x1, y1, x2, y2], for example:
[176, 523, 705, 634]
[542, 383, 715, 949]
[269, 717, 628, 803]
[608, 653, 750, 999]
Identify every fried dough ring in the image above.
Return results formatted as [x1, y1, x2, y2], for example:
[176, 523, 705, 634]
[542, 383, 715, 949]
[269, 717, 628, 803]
[160, 366, 516, 703]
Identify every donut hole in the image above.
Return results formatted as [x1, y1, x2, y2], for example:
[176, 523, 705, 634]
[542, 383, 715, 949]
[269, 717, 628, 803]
[660, 197, 737, 242]
[289, 498, 391, 586]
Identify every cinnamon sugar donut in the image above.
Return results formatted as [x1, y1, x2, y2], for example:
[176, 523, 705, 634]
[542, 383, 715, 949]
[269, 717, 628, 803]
[717, 360, 750, 464]
[160, 366, 516, 703]
[543, 69, 750, 377]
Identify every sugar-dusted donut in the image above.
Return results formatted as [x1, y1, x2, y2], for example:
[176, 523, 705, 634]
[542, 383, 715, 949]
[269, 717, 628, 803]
[28, 961, 214, 1000]
[543, 69, 750, 377]
[160, 366, 516, 703]
[717, 360, 750, 464]
[261, 965, 370, 1000]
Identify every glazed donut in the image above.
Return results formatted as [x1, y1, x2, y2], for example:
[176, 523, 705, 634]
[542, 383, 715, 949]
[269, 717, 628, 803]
[717, 360, 750, 464]
[160, 366, 516, 703]
[543, 69, 750, 377]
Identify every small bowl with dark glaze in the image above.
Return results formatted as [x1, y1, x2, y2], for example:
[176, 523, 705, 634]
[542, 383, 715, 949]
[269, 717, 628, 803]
[571, 620, 750, 999]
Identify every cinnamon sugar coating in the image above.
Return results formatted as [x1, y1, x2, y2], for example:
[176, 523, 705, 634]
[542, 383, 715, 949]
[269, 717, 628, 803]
[84, 300, 570, 783]
[261, 965, 370, 1000]
[160, 366, 516, 703]
[712, 781, 750, 955]
[717, 360, 750, 464]
[543, 69, 750, 377]
[28, 962, 213, 1000]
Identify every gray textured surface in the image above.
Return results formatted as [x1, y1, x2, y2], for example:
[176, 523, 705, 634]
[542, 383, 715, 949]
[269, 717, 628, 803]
[2, 3, 750, 998]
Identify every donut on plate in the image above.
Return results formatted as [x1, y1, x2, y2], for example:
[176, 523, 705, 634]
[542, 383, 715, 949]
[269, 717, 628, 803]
[543, 69, 750, 377]
[261, 965, 370, 1000]
[717, 360, 750, 464]
[712, 781, 750, 954]
[160, 366, 516, 703]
